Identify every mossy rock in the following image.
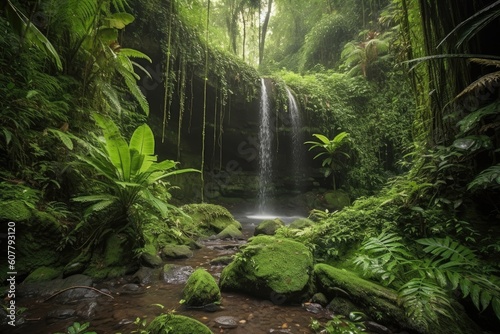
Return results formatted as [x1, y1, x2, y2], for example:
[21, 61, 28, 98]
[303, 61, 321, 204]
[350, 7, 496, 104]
[162, 244, 192, 259]
[140, 252, 163, 268]
[323, 190, 350, 211]
[84, 265, 127, 280]
[181, 203, 241, 233]
[147, 313, 212, 334]
[182, 268, 221, 307]
[220, 235, 313, 303]
[23, 266, 61, 283]
[314, 264, 481, 334]
[216, 224, 244, 239]
[104, 234, 128, 266]
[0, 200, 32, 221]
[253, 218, 285, 236]
[289, 218, 315, 229]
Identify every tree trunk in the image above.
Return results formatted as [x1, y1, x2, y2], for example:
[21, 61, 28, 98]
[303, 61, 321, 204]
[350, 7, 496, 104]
[259, 0, 273, 65]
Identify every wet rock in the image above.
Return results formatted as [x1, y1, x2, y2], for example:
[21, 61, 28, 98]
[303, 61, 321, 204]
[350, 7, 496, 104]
[133, 267, 161, 285]
[327, 297, 358, 317]
[182, 268, 221, 307]
[140, 253, 163, 268]
[76, 301, 98, 319]
[254, 218, 285, 236]
[162, 264, 194, 284]
[46, 308, 76, 323]
[18, 274, 93, 299]
[161, 244, 192, 259]
[365, 321, 392, 334]
[303, 302, 324, 314]
[214, 316, 238, 329]
[310, 292, 328, 306]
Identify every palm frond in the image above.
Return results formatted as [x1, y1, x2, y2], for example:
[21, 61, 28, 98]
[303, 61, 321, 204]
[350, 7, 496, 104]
[456, 70, 500, 99]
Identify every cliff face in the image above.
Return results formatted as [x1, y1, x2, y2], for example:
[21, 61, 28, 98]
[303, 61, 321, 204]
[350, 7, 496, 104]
[125, 1, 317, 211]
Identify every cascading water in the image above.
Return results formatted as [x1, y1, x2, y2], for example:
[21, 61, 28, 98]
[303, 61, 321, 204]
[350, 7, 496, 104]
[286, 87, 303, 191]
[258, 78, 273, 213]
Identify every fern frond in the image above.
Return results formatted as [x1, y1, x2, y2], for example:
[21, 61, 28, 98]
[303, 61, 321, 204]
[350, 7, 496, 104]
[467, 164, 500, 191]
[417, 237, 479, 265]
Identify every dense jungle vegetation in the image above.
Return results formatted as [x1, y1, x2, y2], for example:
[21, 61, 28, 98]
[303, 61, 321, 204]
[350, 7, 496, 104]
[1, 0, 500, 333]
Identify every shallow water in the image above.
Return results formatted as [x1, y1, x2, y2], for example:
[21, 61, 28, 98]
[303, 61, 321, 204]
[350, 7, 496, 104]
[5, 215, 323, 334]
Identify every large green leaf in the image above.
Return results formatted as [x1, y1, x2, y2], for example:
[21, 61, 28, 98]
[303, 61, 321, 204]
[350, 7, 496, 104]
[93, 114, 131, 181]
[105, 12, 135, 29]
[130, 124, 155, 159]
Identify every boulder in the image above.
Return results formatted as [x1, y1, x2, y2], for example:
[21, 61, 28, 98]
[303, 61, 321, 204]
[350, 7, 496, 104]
[219, 235, 313, 303]
[147, 314, 212, 334]
[140, 253, 163, 268]
[216, 224, 244, 239]
[23, 266, 61, 283]
[323, 190, 350, 211]
[162, 264, 194, 284]
[180, 203, 242, 233]
[289, 218, 315, 229]
[253, 218, 285, 236]
[161, 244, 192, 259]
[182, 268, 221, 307]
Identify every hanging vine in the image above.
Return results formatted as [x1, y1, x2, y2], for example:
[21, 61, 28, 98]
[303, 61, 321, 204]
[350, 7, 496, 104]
[162, 0, 175, 142]
[177, 55, 186, 160]
[200, 0, 210, 202]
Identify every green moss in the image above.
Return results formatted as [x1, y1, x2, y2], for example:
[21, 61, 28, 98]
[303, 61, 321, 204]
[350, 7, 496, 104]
[181, 203, 241, 233]
[314, 264, 481, 334]
[254, 218, 284, 236]
[182, 268, 221, 306]
[289, 218, 315, 229]
[23, 266, 61, 283]
[324, 190, 351, 211]
[0, 200, 32, 221]
[104, 234, 126, 266]
[216, 224, 243, 239]
[220, 235, 313, 302]
[162, 244, 192, 259]
[147, 313, 212, 334]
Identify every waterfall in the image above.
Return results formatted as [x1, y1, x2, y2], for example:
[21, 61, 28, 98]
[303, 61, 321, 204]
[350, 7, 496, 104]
[258, 78, 272, 213]
[286, 87, 303, 191]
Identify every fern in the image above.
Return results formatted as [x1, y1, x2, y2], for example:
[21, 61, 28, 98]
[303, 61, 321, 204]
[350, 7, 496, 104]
[417, 237, 478, 266]
[399, 278, 454, 327]
[467, 164, 500, 191]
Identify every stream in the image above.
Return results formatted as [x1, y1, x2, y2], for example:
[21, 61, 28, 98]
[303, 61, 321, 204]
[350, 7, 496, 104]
[4, 214, 328, 334]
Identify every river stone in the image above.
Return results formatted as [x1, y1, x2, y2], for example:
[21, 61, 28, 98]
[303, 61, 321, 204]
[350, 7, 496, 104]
[133, 266, 161, 285]
[182, 268, 221, 306]
[220, 235, 314, 303]
[46, 308, 76, 323]
[75, 301, 98, 319]
[215, 224, 244, 239]
[214, 316, 238, 329]
[253, 218, 285, 236]
[18, 274, 93, 299]
[147, 314, 212, 334]
[140, 253, 163, 268]
[162, 264, 194, 284]
[161, 244, 192, 259]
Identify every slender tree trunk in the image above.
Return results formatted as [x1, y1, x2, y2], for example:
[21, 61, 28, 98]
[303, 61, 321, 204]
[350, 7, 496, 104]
[259, 0, 273, 65]
[201, 0, 210, 202]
